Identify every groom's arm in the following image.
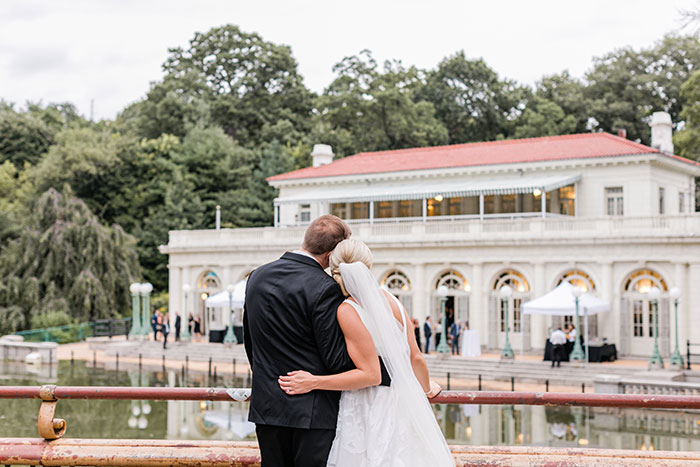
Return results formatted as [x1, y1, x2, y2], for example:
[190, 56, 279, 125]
[311, 282, 354, 374]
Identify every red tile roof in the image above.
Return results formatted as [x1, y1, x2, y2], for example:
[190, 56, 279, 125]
[268, 132, 699, 182]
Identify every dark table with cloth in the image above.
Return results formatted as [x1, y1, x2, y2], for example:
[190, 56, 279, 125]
[543, 340, 617, 362]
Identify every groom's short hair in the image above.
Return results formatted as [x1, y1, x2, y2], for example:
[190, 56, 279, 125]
[302, 215, 351, 255]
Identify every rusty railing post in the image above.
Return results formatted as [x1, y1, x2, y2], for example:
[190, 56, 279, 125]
[37, 385, 66, 440]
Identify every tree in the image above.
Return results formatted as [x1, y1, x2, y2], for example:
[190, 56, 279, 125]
[513, 97, 578, 139]
[584, 34, 700, 143]
[0, 188, 140, 333]
[157, 24, 314, 147]
[674, 70, 700, 161]
[0, 107, 55, 166]
[314, 50, 448, 157]
[418, 51, 526, 143]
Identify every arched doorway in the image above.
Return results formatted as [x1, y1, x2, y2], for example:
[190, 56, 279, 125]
[555, 269, 598, 338]
[621, 269, 669, 357]
[381, 270, 413, 317]
[432, 270, 470, 333]
[489, 269, 531, 351]
[197, 271, 222, 339]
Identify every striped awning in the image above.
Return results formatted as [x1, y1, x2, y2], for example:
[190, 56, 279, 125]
[275, 174, 581, 205]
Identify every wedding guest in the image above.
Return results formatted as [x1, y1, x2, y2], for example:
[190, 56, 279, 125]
[162, 313, 170, 349]
[550, 327, 567, 368]
[194, 314, 202, 341]
[423, 317, 433, 353]
[435, 319, 442, 351]
[151, 309, 161, 341]
[412, 318, 421, 351]
[449, 320, 462, 355]
[174, 314, 181, 342]
[188, 313, 194, 337]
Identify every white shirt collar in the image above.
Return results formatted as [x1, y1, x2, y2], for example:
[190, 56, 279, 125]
[292, 249, 321, 265]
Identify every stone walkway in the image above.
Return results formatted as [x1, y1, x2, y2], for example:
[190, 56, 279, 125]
[54, 336, 690, 392]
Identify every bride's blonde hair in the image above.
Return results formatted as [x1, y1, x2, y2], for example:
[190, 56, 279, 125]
[329, 239, 373, 296]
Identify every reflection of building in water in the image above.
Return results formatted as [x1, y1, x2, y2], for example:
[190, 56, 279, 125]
[167, 399, 255, 441]
[437, 404, 700, 451]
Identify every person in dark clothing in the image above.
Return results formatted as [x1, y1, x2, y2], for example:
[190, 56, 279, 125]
[151, 310, 160, 341]
[412, 318, 421, 351]
[423, 317, 433, 353]
[243, 215, 388, 467]
[449, 321, 462, 355]
[162, 313, 170, 349]
[174, 314, 181, 342]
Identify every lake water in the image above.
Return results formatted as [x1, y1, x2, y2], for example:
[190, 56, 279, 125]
[1, 361, 699, 452]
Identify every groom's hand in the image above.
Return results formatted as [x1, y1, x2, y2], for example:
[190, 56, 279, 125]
[278, 370, 317, 395]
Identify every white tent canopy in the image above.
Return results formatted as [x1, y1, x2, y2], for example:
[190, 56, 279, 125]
[522, 282, 610, 316]
[204, 280, 246, 309]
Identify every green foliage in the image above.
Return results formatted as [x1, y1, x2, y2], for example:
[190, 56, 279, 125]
[29, 310, 75, 329]
[0, 107, 55, 166]
[418, 51, 526, 143]
[0, 188, 140, 334]
[315, 50, 448, 157]
[674, 70, 700, 162]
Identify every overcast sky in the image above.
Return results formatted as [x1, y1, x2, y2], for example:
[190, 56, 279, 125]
[1, 0, 697, 121]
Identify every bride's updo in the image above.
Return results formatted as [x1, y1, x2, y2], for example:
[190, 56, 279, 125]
[329, 239, 373, 296]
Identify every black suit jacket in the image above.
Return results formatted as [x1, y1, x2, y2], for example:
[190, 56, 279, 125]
[244, 252, 385, 430]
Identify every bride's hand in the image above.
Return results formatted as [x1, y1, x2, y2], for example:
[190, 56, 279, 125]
[425, 380, 442, 399]
[278, 370, 318, 395]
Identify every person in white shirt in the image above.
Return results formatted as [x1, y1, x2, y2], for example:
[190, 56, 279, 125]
[549, 328, 567, 368]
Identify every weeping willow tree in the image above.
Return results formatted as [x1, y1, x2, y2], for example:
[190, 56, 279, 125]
[0, 188, 140, 333]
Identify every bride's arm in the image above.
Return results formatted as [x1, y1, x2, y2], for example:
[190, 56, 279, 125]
[278, 302, 381, 394]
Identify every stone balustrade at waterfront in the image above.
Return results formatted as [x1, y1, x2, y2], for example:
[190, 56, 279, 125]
[164, 214, 700, 251]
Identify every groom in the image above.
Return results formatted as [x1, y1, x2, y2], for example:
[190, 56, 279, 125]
[244, 215, 387, 466]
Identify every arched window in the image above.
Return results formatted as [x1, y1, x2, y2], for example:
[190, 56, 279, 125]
[435, 270, 471, 292]
[624, 269, 667, 293]
[197, 271, 222, 336]
[622, 268, 669, 356]
[555, 269, 598, 334]
[198, 271, 221, 292]
[492, 269, 530, 333]
[381, 270, 413, 316]
[431, 270, 470, 330]
[556, 269, 596, 293]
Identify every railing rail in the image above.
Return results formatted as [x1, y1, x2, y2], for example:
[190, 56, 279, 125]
[2, 386, 700, 466]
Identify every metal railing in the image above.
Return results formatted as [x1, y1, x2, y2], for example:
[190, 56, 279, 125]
[1, 386, 700, 466]
[13, 319, 131, 344]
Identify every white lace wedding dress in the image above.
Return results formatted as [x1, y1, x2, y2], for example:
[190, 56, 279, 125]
[326, 263, 454, 467]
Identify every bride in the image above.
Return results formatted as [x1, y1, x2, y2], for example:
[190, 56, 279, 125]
[278, 239, 455, 466]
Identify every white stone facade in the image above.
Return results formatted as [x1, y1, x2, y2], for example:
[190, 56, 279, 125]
[161, 137, 700, 358]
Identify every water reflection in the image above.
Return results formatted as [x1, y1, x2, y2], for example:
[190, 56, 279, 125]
[1, 361, 699, 451]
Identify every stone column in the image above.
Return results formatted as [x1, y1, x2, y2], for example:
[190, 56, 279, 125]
[531, 262, 546, 350]
[599, 262, 615, 343]
[687, 263, 700, 350]
[674, 262, 688, 356]
[471, 263, 484, 340]
[413, 263, 427, 322]
[169, 266, 181, 332]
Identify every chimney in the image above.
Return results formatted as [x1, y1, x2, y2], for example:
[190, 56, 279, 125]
[650, 111, 673, 154]
[311, 144, 334, 168]
[617, 128, 627, 139]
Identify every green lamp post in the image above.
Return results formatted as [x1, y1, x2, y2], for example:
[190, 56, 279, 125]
[181, 284, 191, 341]
[648, 286, 664, 369]
[570, 286, 585, 361]
[669, 287, 684, 368]
[223, 284, 238, 344]
[500, 285, 514, 360]
[128, 283, 141, 338]
[436, 285, 450, 354]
